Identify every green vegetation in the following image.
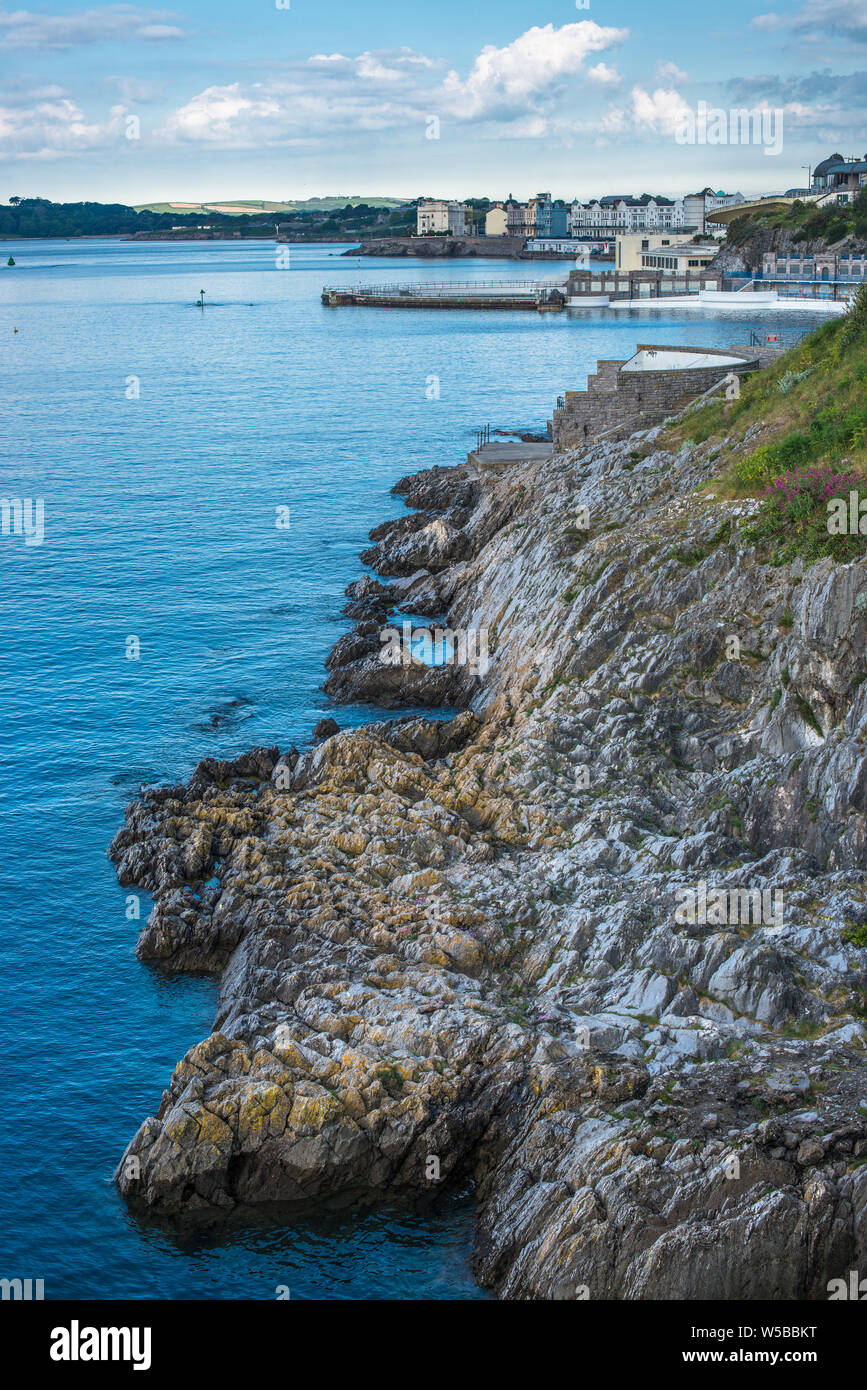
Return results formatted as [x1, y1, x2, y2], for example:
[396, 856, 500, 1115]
[669, 518, 733, 566]
[727, 187, 867, 248]
[743, 463, 867, 564]
[843, 921, 867, 949]
[668, 285, 867, 564]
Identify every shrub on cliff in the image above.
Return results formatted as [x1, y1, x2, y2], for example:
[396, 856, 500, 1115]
[734, 393, 867, 489]
[743, 463, 867, 564]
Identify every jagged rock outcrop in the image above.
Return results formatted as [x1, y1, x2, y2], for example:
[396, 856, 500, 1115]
[110, 406, 867, 1298]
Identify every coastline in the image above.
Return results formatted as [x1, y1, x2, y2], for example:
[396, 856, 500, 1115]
[109, 376, 867, 1298]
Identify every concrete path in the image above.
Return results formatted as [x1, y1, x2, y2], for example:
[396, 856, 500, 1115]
[468, 441, 553, 469]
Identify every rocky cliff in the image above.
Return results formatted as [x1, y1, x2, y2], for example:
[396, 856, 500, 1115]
[110, 340, 867, 1299]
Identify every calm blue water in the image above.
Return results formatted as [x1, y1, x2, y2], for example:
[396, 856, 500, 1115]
[0, 238, 832, 1299]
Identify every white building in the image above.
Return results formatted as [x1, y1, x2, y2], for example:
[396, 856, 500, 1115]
[682, 189, 745, 236]
[570, 190, 742, 238]
[705, 190, 745, 214]
[569, 197, 689, 235]
[416, 200, 471, 236]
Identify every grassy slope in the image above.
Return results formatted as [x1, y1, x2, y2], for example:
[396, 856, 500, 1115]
[663, 298, 867, 499]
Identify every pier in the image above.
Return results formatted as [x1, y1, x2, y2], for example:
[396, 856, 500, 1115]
[321, 280, 567, 310]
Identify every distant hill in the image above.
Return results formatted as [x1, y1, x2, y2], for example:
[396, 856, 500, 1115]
[134, 197, 409, 216]
[1, 195, 416, 240]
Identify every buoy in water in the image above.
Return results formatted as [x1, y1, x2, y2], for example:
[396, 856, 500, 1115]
[7, 256, 15, 266]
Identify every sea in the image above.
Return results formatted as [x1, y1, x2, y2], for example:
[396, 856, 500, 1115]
[0, 237, 832, 1298]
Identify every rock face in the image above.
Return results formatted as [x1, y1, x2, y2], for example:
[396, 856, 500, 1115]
[709, 225, 867, 276]
[348, 235, 527, 259]
[111, 410, 867, 1299]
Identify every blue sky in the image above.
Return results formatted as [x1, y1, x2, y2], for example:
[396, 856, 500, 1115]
[1, 0, 865, 203]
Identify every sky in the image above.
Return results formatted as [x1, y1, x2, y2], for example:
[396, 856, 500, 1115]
[0, 0, 865, 204]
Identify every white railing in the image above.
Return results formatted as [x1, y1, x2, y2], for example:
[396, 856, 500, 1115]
[323, 280, 565, 296]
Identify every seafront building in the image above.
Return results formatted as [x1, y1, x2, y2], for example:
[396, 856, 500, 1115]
[416, 199, 471, 235]
[568, 190, 743, 239]
[416, 187, 744, 244]
[616, 232, 695, 271]
[533, 193, 569, 237]
[505, 198, 537, 237]
[485, 204, 508, 236]
[639, 242, 719, 273]
[811, 153, 867, 201]
[762, 249, 867, 280]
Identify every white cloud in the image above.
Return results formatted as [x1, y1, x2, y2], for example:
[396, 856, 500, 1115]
[656, 60, 689, 83]
[752, 0, 867, 40]
[155, 23, 630, 150]
[443, 22, 628, 117]
[162, 83, 283, 143]
[0, 95, 126, 156]
[631, 86, 693, 135]
[587, 62, 622, 87]
[598, 85, 693, 141]
[0, 6, 186, 51]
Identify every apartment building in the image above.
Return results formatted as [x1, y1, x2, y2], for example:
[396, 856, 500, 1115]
[485, 204, 508, 236]
[570, 196, 688, 236]
[416, 199, 471, 236]
[505, 198, 536, 237]
[531, 192, 569, 237]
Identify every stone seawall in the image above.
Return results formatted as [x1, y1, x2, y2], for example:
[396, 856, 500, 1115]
[553, 346, 758, 449]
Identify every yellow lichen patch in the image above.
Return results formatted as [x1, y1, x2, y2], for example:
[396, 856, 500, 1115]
[173, 1032, 250, 1087]
[272, 1035, 314, 1071]
[432, 930, 484, 974]
[164, 1102, 233, 1156]
[327, 828, 368, 856]
[413, 944, 452, 970]
[289, 1088, 345, 1131]
[238, 1083, 292, 1142]
[339, 1087, 367, 1120]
